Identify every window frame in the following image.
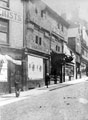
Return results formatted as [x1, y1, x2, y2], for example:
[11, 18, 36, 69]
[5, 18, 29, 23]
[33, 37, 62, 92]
[35, 35, 38, 44]
[39, 37, 42, 45]
[0, 18, 9, 44]
[35, 35, 42, 46]
[56, 45, 60, 52]
[0, 0, 9, 8]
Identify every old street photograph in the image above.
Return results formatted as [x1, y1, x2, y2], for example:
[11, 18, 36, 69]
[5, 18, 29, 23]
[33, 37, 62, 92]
[0, 0, 88, 120]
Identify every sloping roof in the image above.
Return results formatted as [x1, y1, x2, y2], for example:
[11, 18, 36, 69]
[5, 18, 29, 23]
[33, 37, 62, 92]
[40, 0, 69, 28]
[30, 0, 69, 28]
[44, 6, 69, 28]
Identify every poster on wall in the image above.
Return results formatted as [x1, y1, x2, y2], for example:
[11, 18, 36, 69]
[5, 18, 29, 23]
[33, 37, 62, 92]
[0, 54, 7, 82]
[28, 55, 43, 80]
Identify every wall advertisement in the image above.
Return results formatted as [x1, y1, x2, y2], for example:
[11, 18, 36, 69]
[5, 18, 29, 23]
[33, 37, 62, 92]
[28, 55, 43, 80]
[0, 54, 7, 82]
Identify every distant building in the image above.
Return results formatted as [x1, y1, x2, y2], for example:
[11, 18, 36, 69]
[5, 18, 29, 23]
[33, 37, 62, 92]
[68, 24, 88, 78]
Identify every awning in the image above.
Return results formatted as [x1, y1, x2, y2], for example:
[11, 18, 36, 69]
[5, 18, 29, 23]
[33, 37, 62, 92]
[66, 62, 74, 66]
[51, 51, 73, 65]
[0, 54, 22, 65]
[51, 51, 66, 65]
[63, 44, 71, 56]
[5, 55, 21, 65]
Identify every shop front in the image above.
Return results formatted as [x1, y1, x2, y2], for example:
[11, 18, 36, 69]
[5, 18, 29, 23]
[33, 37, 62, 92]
[65, 63, 74, 81]
[51, 50, 74, 83]
[51, 51, 66, 83]
[0, 52, 22, 93]
[22, 48, 50, 89]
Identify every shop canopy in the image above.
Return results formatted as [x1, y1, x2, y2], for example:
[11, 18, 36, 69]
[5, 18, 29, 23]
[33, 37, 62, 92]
[51, 51, 73, 65]
[0, 54, 22, 65]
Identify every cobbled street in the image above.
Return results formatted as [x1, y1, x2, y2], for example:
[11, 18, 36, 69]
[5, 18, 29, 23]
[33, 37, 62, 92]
[1, 81, 88, 120]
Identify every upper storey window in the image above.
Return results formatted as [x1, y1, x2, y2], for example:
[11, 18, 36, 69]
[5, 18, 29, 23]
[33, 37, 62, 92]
[0, 0, 9, 8]
[0, 19, 9, 44]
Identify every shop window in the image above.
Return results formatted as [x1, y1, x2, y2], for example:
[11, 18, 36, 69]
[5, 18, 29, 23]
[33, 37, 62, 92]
[0, 0, 9, 8]
[0, 19, 9, 44]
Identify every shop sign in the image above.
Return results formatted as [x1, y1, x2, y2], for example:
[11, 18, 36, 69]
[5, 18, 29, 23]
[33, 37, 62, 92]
[0, 8, 22, 22]
[0, 54, 7, 82]
[28, 55, 43, 80]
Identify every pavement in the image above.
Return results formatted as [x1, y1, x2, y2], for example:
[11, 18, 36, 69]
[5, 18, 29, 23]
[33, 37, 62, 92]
[0, 76, 88, 107]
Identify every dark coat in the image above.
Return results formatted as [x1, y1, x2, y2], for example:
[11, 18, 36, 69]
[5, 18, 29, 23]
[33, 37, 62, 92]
[45, 74, 50, 85]
[14, 74, 21, 87]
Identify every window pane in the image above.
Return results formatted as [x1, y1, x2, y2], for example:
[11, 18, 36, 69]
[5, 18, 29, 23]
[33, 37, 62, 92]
[0, 32, 7, 42]
[35, 36, 38, 44]
[58, 46, 60, 51]
[39, 37, 41, 45]
[0, 20, 8, 32]
[56, 45, 57, 51]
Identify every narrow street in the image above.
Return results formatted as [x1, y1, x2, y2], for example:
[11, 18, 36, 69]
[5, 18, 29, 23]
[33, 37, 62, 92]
[1, 80, 88, 120]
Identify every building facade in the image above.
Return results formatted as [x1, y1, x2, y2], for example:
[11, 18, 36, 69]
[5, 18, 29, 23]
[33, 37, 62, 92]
[0, 0, 23, 93]
[22, 0, 51, 89]
[67, 26, 88, 79]
[0, 0, 74, 93]
[22, 0, 71, 89]
[80, 26, 88, 77]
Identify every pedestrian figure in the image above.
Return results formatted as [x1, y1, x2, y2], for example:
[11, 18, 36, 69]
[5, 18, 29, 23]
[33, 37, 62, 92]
[14, 71, 21, 97]
[45, 73, 50, 88]
[54, 75, 57, 84]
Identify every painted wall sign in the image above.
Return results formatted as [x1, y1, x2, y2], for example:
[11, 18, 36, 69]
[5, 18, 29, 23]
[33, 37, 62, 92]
[0, 8, 22, 22]
[28, 55, 43, 80]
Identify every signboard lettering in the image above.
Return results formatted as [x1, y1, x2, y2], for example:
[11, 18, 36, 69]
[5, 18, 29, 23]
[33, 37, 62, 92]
[0, 8, 22, 22]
